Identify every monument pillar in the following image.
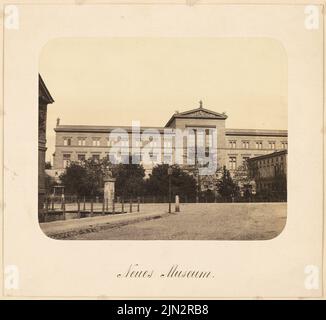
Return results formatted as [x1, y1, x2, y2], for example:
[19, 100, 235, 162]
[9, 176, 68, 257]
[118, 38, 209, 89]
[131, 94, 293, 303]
[104, 177, 116, 205]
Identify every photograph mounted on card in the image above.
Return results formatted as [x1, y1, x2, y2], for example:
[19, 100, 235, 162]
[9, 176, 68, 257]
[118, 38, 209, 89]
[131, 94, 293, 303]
[2, 2, 324, 298]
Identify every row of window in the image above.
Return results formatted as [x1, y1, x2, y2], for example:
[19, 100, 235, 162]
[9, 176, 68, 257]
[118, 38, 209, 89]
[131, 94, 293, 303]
[64, 137, 288, 150]
[63, 137, 173, 148]
[228, 140, 287, 150]
[228, 154, 286, 171]
[256, 156, 285, 168]
[228, 156, 250, 170]
[62, 153, 173, 168]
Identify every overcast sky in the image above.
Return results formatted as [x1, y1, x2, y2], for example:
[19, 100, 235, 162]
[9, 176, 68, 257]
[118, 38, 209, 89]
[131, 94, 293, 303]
[40, 37, 287, 163]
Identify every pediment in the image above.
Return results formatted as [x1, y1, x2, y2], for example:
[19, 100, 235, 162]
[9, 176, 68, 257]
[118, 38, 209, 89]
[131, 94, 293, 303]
[165, 104, 227, 127]
[179, 108, 225, 119]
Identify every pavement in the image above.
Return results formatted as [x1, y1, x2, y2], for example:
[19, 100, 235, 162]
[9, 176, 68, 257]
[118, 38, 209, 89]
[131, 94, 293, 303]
[40, 209, 170, 239]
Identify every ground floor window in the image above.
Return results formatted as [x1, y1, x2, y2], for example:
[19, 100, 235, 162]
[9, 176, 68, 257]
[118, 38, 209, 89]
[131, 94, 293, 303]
[77, 154, 86, 162]
[229, 156, 237, 170]
[92, 154, 100, 161]
[63, 154, 71, 168]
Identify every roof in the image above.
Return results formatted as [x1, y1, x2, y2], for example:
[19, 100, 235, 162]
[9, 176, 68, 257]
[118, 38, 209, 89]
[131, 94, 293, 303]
[247, 150, 288, 162]
[226, 128, 287, 137]
[165, 102, 227, 127]
[39, 74, 54, 104]
[54, 125, 170, 134]
[55, 124, 288, 137]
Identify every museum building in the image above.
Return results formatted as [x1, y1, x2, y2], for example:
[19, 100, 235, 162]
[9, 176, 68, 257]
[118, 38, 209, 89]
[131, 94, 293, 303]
[52, 102, 288, 176]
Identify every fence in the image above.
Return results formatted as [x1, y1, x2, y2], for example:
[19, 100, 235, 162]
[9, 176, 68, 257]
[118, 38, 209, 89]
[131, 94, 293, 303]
[39, 196, 142, 223]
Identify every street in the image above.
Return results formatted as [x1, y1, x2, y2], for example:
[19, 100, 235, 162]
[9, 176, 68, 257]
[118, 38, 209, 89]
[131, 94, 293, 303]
[59, 203, 287, 240]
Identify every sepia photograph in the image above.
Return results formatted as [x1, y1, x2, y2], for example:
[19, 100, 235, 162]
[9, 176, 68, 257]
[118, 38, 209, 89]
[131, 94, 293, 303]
[2, 1, 324, 300]
[38, 37, 287, 240]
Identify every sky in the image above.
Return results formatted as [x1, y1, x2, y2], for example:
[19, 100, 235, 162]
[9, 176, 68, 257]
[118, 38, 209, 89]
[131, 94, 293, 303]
[39, 37, 287, 163]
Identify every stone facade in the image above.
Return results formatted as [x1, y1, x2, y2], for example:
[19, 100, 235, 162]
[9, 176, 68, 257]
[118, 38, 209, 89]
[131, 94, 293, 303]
[39, 75, 54, 210]
[247, 150, 287, 198]
[52, 103, 287, 176]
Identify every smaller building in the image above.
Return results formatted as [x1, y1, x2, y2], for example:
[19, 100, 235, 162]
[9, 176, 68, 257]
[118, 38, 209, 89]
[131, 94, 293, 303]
[39, 75, 54, 210]
[247, 150, 287, 201]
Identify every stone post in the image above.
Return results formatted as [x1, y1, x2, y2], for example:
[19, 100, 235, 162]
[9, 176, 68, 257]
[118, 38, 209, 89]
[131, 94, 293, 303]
[175, 195, 180, 212]
[103, 176, 116, 213]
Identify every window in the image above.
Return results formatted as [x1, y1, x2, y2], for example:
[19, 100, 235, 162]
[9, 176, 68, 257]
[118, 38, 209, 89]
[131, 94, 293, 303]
[187, 134, 195, 147]
[164, 140, 172, 148]
[63, 138, 71, 146]
[78, 138, 86, 146]
[77, 154, 86, 162]
[149, 150, 157, 162]
[92, 154, 100, 161]
[121, 140, 129, 147]
[256, 141, 262, 149]
[106, 139, 111, 147]
[163, 154, 172, 163]
[63, 154, 71, 168]
[242, 141, 249, 149]
[229, 141, 236, 149]
[281, 142, 287, 149]
[132, 153, 142, 163]
[205, 129, 213, 148]
[229, 156, 237, 170]
[269, 141, 276, 150]
[92, 138, 100, 147]
[242, 156, 250, 165]
[205, 147, 210, 157]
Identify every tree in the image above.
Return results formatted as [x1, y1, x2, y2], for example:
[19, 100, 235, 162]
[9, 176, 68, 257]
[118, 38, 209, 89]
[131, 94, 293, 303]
[217, 166, 239, 201]
[59, 158, 111, 196]
[59, 162, 91, 196]
[145, 164, 197, 201]
[59, 157, 146, 198]
[45, 161, 52, 169]
[44, 173, 57, 195]
[111, 160, 145, 198]
[233, 164, 251, 186]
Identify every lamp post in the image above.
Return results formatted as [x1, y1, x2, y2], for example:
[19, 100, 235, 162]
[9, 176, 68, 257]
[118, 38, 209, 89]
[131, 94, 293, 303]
[168, 167, 173, 213]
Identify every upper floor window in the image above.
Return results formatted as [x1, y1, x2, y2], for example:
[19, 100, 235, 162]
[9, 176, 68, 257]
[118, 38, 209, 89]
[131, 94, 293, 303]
[205, 129, 213, 148]
[187, 133, 195, 147]
[78, 138, 86, 146]
[92, 138, 101, 147]
[63, 138, 71, 146]
[164, 140, 172, 148]
[229, 141, 236, 149]
[151, 141, 159, 148]
[281, 142, 287, 149]
[269, 141, 276, 150]
[256, 141, 263, 149]
[134, 140, 142, 147]
[242, 141, 249, 149]
[120, 139, 129, 147]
